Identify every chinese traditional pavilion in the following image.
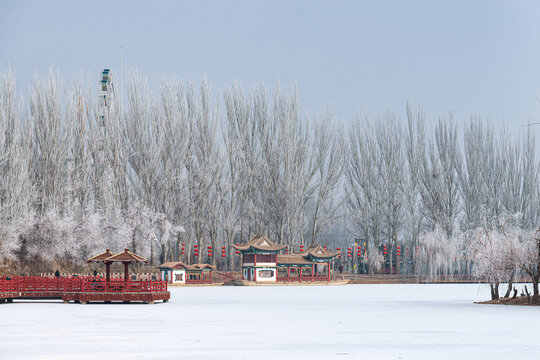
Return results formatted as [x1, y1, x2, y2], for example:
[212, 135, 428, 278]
[276, 244, 339, 282]
[232, 235, 287, 282]
[88, 248, 148, 282]
[159, 262, 215, 285]
[87, 249, 116, 282]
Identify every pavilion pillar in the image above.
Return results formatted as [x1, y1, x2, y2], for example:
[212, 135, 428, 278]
[287, 266, 290, 282]
[254, 253, 257, 282]
[124, 262, 129, 283]
[327, 262, 330, 281]
[209, 270, 212, 283]
[105, 262, 111, 282]
[312, 264, 315, 282]
[299, 267, 302, 282]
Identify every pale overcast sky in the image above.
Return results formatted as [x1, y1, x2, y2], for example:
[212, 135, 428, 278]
[1, 0, 540, 129]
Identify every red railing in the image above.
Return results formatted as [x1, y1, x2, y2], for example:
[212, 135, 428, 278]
[0, 276, 167, 294]
[185, 279, 212, 284]
[277, 275, 330, 282]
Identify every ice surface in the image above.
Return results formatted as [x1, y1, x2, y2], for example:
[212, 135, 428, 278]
[1, 284, 539, 360]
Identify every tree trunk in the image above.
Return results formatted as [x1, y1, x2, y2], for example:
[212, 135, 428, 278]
[490, 282, 499, 300]
[503, 280, 513, 299]
[503, 272, 514, 298]
[533, 274, 539, 304]
[534, 240, 540, 304]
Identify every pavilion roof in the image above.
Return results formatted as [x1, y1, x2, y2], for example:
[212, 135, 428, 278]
[232, 234, 287, 252]
[159, 261, 185, 269]
[276, 245, 338, 265]
[277, 254, 314, 265]
[189, 263, 216, 270]
[302, 244, 339, 259]
[104, 249, 148, 263]
[87, 249, 116, 263]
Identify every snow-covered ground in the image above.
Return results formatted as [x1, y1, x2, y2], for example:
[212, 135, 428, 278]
[1, 284, 539, 360]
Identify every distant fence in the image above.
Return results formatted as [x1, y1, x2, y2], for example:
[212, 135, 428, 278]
[343, 274, 531, 284]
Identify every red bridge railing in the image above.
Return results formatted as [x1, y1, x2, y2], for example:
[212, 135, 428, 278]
[0, 276, 167, 294]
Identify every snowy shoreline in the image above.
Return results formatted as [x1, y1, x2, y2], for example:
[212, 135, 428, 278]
[2, 284, 539, 360]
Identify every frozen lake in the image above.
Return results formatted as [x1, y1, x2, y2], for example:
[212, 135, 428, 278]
[1, 284, 539, 360]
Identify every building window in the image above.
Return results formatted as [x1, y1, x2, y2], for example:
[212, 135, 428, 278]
[258, 269, 274, 278]
[257, 254, 276, 263]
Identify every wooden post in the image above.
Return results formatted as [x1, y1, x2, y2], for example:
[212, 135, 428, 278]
[254, 253, 257, 282]
[299, 267, 302, 283]
[312, 264, 315, 282]
[287, 266, 290, 282]
[209, 270, 212, 283]
[124, 262, 129, 283]
[105, 262, 111, 282]
[327, 262, 330, 281]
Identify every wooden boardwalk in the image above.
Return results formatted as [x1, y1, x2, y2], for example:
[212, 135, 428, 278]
[0, 276, 170, 304]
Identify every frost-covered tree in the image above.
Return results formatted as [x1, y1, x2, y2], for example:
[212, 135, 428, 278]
[345, 115, 385, 272]
[29, 69, 73, 214]
[418, 116, 460, 237]
[515, 228, 540, 303]
[417, 226, 459, 279]
[471, 217, 521, 300]
[403, 104, 425, 274]
[0, 68, 33, 258]
[308, 113, 345, 244]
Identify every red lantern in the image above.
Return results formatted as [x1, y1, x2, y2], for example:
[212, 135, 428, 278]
[235, 250, 240, 254]
[194, 245, 199, 248]
[182, 243, 186, 246]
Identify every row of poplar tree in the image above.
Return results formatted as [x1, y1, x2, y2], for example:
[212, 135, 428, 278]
[0, 68, 539, 300]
